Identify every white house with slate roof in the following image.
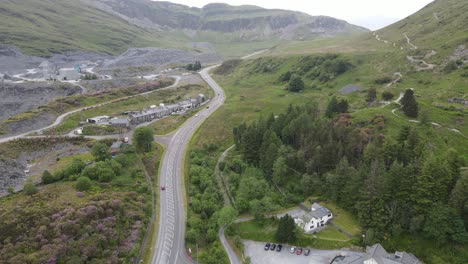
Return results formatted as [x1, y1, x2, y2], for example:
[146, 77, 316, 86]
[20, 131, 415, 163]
[294, 202, 333, 232]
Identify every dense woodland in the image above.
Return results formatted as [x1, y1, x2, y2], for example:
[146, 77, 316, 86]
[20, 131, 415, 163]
[230, 104, 467, 248]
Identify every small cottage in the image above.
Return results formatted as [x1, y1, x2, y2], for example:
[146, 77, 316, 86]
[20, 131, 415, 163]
[294, 203, 333, 232]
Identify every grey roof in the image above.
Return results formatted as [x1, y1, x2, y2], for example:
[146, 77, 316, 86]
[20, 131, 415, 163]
[365, 244, 421, 264]
[109, 118, 129, 124]
[111, 141, 122, 149]
[310, 203, 332, 219]
[166, 104, 180, 109]
[179, 100, 192, 105]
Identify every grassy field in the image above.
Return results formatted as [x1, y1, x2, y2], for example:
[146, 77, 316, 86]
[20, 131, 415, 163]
[231, 219, 355, 249]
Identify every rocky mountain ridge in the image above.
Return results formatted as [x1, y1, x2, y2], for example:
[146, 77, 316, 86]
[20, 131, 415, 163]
[83, 0, 368, 41]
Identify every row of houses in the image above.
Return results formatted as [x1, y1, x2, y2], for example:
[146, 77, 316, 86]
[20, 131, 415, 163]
[129, 94, 205, 125]
[86, 94, 206, 128]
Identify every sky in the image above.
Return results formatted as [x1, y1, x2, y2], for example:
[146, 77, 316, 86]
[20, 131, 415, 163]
[155, 0, 435, 30]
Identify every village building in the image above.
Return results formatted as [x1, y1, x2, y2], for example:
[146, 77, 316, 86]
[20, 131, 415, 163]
[110, 141, 123, 155]
[294, 203, 333, 233]
[166, 104, 182, 113]
[178, 100, 193, 110]
[197, 94, 206, 104]
[190, 98, 200, 107]
[332, 243, 421, 264]
[109, 118, 130, 128]
[87, 116, 110, 124]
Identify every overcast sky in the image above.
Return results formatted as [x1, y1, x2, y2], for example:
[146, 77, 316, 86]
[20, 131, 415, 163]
[155, 0, 434, 30]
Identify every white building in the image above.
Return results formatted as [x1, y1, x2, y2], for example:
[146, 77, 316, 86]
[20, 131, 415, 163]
[294, 203, 333, 232]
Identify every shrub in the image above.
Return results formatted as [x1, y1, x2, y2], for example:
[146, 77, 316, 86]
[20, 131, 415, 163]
[374, 76, 392, 84]
[98, 168, 116, 182]
[382, 91, 394, 101]
[76, 176, 92, 191]
[23, 179, 37, 196]
[444, 61, 458, 72]
[41, 170, 55, 184]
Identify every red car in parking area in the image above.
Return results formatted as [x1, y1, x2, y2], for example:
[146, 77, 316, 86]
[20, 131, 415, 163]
[295, 248, 303, 255]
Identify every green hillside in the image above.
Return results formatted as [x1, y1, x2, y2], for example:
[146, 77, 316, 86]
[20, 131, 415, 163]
[376, 0, 468, 56]
[0, 0, 187, 56]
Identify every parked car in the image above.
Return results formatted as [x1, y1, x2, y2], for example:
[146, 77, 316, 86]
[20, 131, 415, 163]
[289, 246, 296, 254]
[264, 243, 271, 251]
[276, 244, 282, 252]
[304, 249, 310, 256]
[270, 244, 276, 251]
[296, 248, 303, 255]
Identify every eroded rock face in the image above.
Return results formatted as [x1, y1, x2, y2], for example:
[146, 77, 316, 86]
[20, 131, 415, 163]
[0, 82, 81, 122]
[85, 0, 368, 41]
[0, 158, 25, 195]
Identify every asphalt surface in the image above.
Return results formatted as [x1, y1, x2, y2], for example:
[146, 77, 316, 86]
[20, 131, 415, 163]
[151, 65, 225, 264]
[0, 76, 181, 144]
[243, 240, 364, 264]
[219, 225, 241, 264]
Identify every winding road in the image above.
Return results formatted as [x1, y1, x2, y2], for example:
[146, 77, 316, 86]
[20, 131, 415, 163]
[151, 65, 225, 264]
[152, 49, 269, 264]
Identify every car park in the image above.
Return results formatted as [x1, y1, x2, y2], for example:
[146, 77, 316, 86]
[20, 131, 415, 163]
[270, 244, 276, 251]
[304, 249, 310, 256]
[264, 243, 271, 251]
[295, 248, 303, 255]
[276, 244, 282, 252]
[289, 246, 296, 254]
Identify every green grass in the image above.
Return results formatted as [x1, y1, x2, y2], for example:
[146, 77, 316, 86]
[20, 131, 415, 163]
[303, 198, 362, 236]
[0, 0, 187, 56]
[50, 152, 93, 173]
[232, 219, 355, 249]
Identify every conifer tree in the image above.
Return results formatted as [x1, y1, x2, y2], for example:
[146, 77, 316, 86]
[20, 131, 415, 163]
[401, 89, 418, 118]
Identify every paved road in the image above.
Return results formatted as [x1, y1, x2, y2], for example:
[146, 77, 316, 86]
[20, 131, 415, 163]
[152, 65, 225, 264]
[219, 225, 242, 264]
[0, 76, 181, 144]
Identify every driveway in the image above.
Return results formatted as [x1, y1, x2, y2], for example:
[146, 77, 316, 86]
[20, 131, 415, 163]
[243, 240, 364, 264]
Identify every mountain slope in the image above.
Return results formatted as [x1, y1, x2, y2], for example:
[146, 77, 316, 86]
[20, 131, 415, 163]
[263, 0, 467, 58]
[87, 0, 368, 41]
[0, 0, 367, 57]
[0, 0, 187, 57]
[375, 0, 468, 54]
